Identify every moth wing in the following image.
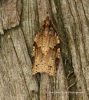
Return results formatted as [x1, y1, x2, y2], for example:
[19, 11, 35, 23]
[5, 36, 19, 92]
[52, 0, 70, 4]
[34, 32, 43, 48]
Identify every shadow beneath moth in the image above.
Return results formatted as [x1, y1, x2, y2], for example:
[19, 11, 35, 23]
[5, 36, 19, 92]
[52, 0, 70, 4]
[32, 16, 60, 76]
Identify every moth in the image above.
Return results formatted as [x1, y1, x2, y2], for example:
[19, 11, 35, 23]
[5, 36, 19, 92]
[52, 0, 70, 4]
[32, 17, 60, 76]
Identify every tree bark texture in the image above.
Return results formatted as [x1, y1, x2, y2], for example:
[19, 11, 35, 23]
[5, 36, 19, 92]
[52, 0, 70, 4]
[0, 0, 89, 100]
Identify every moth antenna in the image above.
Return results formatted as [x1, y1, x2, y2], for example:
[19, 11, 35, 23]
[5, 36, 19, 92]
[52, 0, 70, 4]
[46, 16, 49, 20]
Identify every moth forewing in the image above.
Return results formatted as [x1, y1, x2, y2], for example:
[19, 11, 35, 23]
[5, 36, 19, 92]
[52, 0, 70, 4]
[32, 17, 60, 76]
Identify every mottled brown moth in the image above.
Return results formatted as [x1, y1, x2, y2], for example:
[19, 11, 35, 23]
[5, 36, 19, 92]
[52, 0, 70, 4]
[32, 17, 60, 76]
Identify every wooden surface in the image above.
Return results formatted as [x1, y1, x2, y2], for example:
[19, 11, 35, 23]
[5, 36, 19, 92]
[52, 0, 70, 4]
[0, 0, 89, 100]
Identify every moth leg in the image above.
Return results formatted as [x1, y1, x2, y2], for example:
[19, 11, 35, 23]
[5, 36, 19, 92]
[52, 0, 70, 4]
[55, 58, 59, 70]
[32, 56, 35, 65]
[54, 42, 60, 70]
[32, 42, 37, 65]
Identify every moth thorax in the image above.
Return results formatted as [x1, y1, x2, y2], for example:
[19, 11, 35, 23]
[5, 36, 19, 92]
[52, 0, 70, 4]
[44, 27, 49, 35]
[44, 31, 48, 36]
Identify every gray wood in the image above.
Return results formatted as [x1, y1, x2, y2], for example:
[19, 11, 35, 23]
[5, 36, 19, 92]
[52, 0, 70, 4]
[0, 0, 89, 100]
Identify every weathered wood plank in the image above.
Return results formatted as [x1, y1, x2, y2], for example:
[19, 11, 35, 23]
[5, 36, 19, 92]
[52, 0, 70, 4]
[0, 0, 22, 34]
[0, 27, 38, 100]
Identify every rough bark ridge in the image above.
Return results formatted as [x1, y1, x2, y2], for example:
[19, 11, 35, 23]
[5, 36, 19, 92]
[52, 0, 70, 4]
[0, 0, 89, 100]
[0, 0, 22, 34]
[60, 0, 89, 100]
[0, 0, 38, 100]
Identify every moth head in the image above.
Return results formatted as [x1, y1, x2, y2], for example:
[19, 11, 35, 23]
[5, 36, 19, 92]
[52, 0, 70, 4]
[44, 16, 51, 26]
